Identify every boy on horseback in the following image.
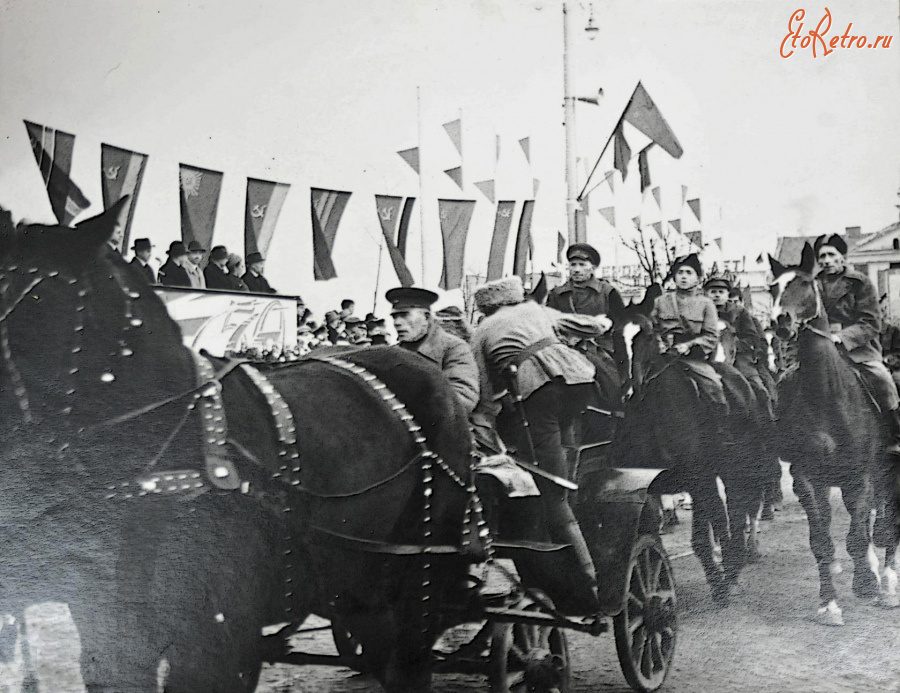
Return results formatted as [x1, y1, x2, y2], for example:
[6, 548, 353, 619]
[815, 234, 900, 455]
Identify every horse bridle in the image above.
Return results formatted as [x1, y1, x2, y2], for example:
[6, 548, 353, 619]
[785, 274, 833, 341]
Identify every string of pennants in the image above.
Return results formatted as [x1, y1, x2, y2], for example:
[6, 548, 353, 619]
[22, 118, 541, 291]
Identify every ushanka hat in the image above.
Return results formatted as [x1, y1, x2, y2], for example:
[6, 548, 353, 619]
[474, 276, 525, 311]
[670, 253, 703, 277]
[813, 234, 848, 256]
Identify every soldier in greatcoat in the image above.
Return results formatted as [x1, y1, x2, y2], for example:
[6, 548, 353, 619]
[815, 234, 900, 454]
[546, 243, 620, 355]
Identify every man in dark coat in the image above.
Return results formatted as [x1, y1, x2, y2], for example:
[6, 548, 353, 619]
[204, 245, 242, 290]
[158, 242, 191, 288]
[129, 238, 156, 284]
[546, 243, 620, 354]
[242, 252, 277, 294]
[816, 234, 900, 453]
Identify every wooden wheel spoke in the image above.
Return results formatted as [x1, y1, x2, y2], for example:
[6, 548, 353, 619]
[650, 632, 664, 670]
[639, 630, 652, 677]
[628, 592, 645, 611]
[649, 551, 663, 593]
[633, 561, 648, 600]
[628, 614, 645, 635]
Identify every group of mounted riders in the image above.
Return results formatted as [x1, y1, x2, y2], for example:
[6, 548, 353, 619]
[384, 232, 900, 607]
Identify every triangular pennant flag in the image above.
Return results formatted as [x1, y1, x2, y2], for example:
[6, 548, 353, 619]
[375, 195, 415, 286]
[474, 180, 495, 204]
[487, 201, 516, 280]
[438, 199, 476, 290]
[397, 147, 420, 175]
[614, 127, 631, 182]
[557, 231, 565, 264]
[513, 200, 535, 278]
[685, 231, 702, 247]
[668, 219, 681, 233]
[651, 222, 663, 238]
[519, 137, 531, 164]
[652, 186, 661, 208]
[681, 185, 688, 206]
[443, 119, 462, 156]
[622, 82, 684, 158]
[179, 164, 223, 254]
[444, 166, 463, 189]
[631, 215, 641, 231]
[310, 188, 352, 281]
[638, 145, 652, 192]
[24, 120, 91, 225]
[100, 143, 148, 253]
[244, 177, 290, 258]
[714, 237, 723, 250]
[605, 171, 615, 193]
[687, 198, 701, 222]
[530, 272, 548, 304]
[756, 253, 764, 264]
[599, 206, 616, 228]
[533, 178, 540, 198]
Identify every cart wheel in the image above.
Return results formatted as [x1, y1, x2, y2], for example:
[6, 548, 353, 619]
[488, 595, 570, 692]
[613, 534, 677, 692]
[331, 620, 372, 673]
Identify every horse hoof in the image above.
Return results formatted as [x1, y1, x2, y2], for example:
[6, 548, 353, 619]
[746, 548, 762, 565]
[815, 601, 844, 626]
[828, 561, 843, 576]
[760, 505, 775, 521]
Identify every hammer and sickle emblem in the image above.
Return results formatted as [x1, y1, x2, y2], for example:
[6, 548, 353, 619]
[379, 206, 394, 222]
[251, 204, 267, 219]
[104, 165, 121, 180]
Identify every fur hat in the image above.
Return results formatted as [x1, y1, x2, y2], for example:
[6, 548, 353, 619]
[813, 234, 848, 256]
[671, 253, 703, 277]
[474, 276, 525, 311]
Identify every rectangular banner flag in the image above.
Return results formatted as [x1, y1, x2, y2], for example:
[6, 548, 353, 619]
[487, 201, 516, 280]
[375, 194, 415, 287]
[179, 164, 223, 253]
[438, 199, 476, 290]
[24, 120, 91, 225]
[245, 177, 290, 258]
[311, 188, 352, 281]
[513, 200, 535, 279]
[100, 143, 148, 253]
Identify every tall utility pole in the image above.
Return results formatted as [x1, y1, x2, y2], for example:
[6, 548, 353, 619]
[563, 2, 579, 245]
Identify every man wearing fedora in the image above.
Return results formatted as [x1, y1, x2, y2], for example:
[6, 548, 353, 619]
[158, 241, 192, 288]
[243, 252, 277, 294]
[387, 286, 479, 416]
[547, 243, 620, 355]
[129, 238, 156, 284]
[184, 240, 207, 289]
[816, 234, 900, 454]
[204, 245, 240, 291]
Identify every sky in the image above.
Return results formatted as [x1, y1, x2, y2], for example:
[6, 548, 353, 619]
[1, 0, 898, 316]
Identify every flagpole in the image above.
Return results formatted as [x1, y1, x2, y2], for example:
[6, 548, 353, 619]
[373, 241, 384, 313]
[563, 1, 578, 245]
[417, 86, 427, 286]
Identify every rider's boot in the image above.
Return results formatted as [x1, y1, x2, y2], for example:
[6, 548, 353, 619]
[883, 408, 900, 457]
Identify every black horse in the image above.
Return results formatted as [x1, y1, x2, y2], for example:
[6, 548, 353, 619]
[607, 286, 776, 604]
[0, 204, 474, 691]
[770, 244, 898, 623]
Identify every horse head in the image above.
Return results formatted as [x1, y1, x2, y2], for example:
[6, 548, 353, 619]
[769, 243, 822, 341]
[609, 283, 661, 392]
[0, 200, 197, 478]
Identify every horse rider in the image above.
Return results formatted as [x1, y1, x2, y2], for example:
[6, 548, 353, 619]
[879, 295, 900, 392]
[471, 276, 599, 597]
[546, 243, 621, 356]
[387, 287, 479, 417]
[815, 234, 900, 455]
[704, 274, 775, 419]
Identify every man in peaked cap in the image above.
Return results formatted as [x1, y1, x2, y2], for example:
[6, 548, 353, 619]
[129, 238, 156, 284]
[158, 241, 192, 288]
[547, 242, 621, 355]
[815, 233, 900, 454]
[243, 251, 277, 294]
[387, 286, 479, 416]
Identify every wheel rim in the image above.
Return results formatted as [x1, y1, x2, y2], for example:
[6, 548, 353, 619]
[490, 599, 570, 692]
[615, 536, 677, 692]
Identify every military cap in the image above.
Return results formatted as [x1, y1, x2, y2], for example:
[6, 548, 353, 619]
[344, 316, 365, 327]
[813, 234, 848, 256]
[566, 243, 601, 266]
[703, 275, 731, 291]
[385, 287, 439, 311]
[246, 251, 265, 265]
[131, 238, 152, 252]
[209, 245, 229, 262]
[187, 240, 206, 253]
[167, 241, 188, 258]
[671, 253, 703, 277]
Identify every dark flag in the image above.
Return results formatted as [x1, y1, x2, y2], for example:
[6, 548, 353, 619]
[398, 197, 415, 258]
[100, 143, 148, 253]
[24, 120, 91, 225]
[179, 164, 223, 254]
[487, 201, 516, 280]
[437, 199, 476, 290]
[687, 198, 702, 222]
[513, 200, 535, 279]
[375, 195, 415, 287]
[311, 188, 352, 281]
[638, 145, 652, 192]
[613, 126, 631, 181]
[245, 177, 290, 258]
[557, 231, 565, 264]
[622, 82, 684, 158]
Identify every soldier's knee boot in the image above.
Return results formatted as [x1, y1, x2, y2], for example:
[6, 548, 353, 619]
[545, 500, 597, 584]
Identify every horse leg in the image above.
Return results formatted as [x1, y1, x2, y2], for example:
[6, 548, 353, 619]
[841, 478, 881, 601]
[877, 457, 900, 608]
[688, 476, 729, 604]
[792, 471, 843, 624]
